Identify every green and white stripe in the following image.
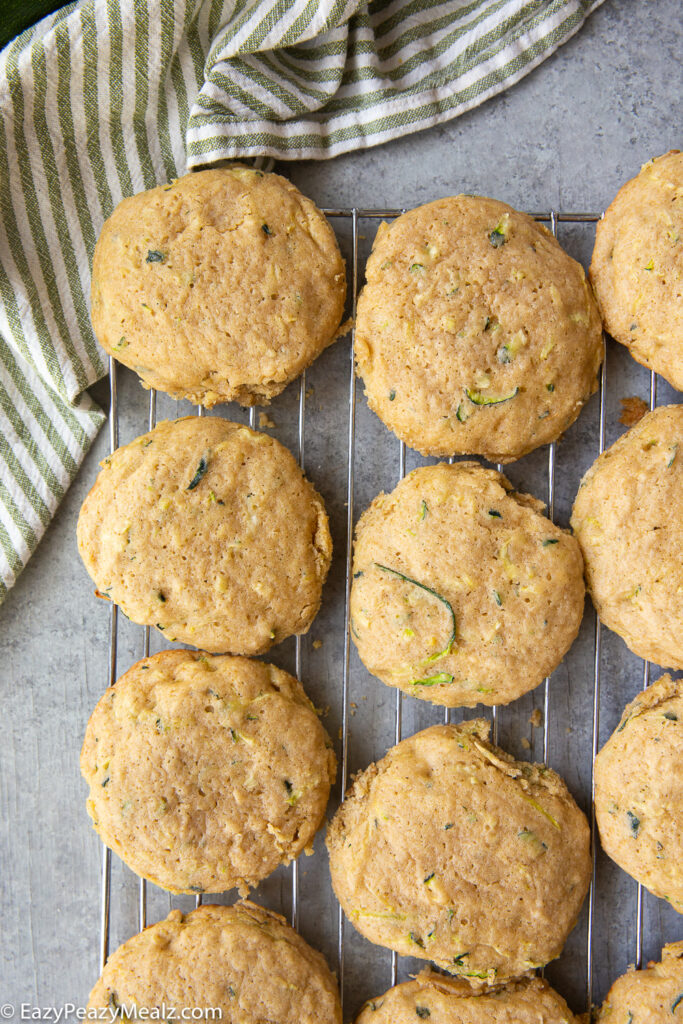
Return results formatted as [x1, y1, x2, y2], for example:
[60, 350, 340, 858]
[0, 0, 602, 602]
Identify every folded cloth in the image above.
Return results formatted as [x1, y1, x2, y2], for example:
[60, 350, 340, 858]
[0, 0, 603, 603]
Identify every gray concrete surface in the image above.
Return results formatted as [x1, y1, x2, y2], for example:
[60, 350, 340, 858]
[1, 0, 681, 1020]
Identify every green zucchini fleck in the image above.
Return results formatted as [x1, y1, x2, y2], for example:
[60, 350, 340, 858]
[497, 344, 512, 364]
[542, 538, 559, 547]
[113, 336, 128, 351]
[101, 777, 110, 787]
[412, 672, 455, 687]
[663, 712, 678, 721]
[188, 885, 204, 893]
[419, 500, 428, 520]
[353, 570, 364, 579]
[488, 509, 502, 518]
[423, 872, 435, 884]
[284, 779, 294, 796]
[416, 1009, 431, 1019]
[409, 932, 425, 948]
[444, 822, 454, 830]
[146, 250, 165, 263]
[518, 827, 548, 850]
[626, 810, 640, 836]
[644, 259, 654, 271]
[157, 591, 166, 602]
[155, 719, 163, 733]
[456, 401, 473, 423]
[466, 387, 519, 406]
[261, 223, 273, 236]
[389, 389, 396, 401]
[493, 590, 502, 607]
[489, 227, 506, 247]
[546, 383, 555, 392]
[667, 444, 678, 467]
[187, 455, 209, 490]
[375, 563, 456, 660]
[630, 323, 638, 331]
[672, 993, 683, 1013]
[410, 263, 425, 273]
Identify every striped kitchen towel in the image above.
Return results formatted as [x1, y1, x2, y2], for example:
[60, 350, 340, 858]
[0, 0, 603, 603]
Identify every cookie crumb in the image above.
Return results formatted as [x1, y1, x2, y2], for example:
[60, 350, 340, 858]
[619, 396, 648, 426]
[313, 639, 323, 650]
[258, 412, 276, 429]
[530, 708, 543, 728]
[521, 737, 531, 750]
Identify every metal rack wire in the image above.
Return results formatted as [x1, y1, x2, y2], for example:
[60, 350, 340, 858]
[97, 207, 662, 1016]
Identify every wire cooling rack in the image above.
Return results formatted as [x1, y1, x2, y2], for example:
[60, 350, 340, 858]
[96, 207, 679, 1021]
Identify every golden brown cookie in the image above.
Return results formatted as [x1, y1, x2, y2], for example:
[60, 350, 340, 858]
[590, 151, 683, 390]
[570, 404, 683, 668]
[354, 972, 578, 1024]
[91, 167, 347, 406]
[355, 195, 603, 461]
[595, 941, 683, 1024]
[594, 673, 682, 912]
[350, 462, 584, 708]
[326, 720, 591, 984]
[87, 902, 342, 1022]
[80, 650, 336, 895]
[76, 416, 332, 654]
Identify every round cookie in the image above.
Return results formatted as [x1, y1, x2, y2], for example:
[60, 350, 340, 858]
[355, 972, 578, 1024]
[80, 649, 336, 895]
[594, 673, 683, 912]
[595, 941, 683, 1024]
[76, 416, 332, 654]
[326, 720, 591, 983]
[570, 404, 683, 668]
[91, 167, 347, 406]
[590, 151, 683, 390]
[350, 462, 584, 708]
[355, 194, 603, 462]
[87, 901, 342, 1023]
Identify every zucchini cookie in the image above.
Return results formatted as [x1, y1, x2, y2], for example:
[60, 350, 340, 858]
[570, 404, 683, 668]
[355, 195, 603, 461]
[590, 151, 683, 390]
[77, 416, 332, 654]
[326, 720, 591, 983]
[355, 972, 578, 1024]
[350, 462, 584, 708]
[91, 167, 347, 406]
[594, 673, 682, 912]
[595, 941, 683, 1024]
[87, 901, 342, 1022]
[80, 650, 336, 895]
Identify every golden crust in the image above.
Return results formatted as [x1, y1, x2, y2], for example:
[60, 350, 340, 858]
[596, 941, 683, 1024]
[350, 462, 584, 708]
[91, 167, 347, 406]
[354, 972, 578, 1024]
[594, 673, 683, 912]
[80, 650, 336, 895]
[326, 720, 591, 984]
[87, 901, 342, 1022]
[590, 151, 683, 390]
[76, 416, 332, 654]
[355, 195, 603, 461]
[570, 404, 683, 668]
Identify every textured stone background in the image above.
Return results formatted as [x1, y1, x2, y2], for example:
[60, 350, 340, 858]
[1, 0, 680, 1018]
